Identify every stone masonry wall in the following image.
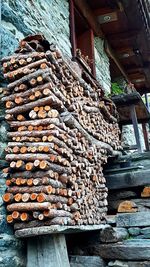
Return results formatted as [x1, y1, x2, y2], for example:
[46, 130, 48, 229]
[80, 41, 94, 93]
[94, 37, 111, 95]
[0, 0, 112, 266]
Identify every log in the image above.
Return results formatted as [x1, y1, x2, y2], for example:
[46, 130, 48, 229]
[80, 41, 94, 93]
[1, 51, 45, 63]
[7, 185, 53, 194]
[61, 111, 116, 155]
[9, 118, 60, 128]
[2, 82, 52, 102]
[6, 95, 63, 115]
[37, 193, 68, 204]
[43, 209, 72, 219]
[7, 129, 59, 138]
[7, 202, 51, 212]
[141, 187, 150, 197]
[118, 201, 138, 213]
[7, 69, 50, 90]
[4, 58, 48, 79]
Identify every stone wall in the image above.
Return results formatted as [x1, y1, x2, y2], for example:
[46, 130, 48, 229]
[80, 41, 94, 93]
[94, 38, 111, 95]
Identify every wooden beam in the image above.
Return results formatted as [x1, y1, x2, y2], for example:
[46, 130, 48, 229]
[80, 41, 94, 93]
[105, 41, 130, 82]
[130, 105, 143, 153]
[27, 235, 70, 267]
[70, 0, 77, 58]
[142, 123, 150, 151]
[73, 0, 104, 37]
[73, 0, 130, 83]
[107, 30, 139, 42]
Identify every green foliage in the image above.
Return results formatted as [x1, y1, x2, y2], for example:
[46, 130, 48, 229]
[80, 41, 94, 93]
[111, 82, 123, 95]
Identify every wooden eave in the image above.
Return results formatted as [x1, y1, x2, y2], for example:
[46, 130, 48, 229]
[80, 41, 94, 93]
[74, 0, 150, 94]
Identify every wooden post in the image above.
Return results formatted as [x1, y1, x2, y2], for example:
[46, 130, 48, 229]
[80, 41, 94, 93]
[142, 123, 149, 151]
[130, 105, 142, 153]
[145, 94, 149, 112]
[27, 234, 70, 267]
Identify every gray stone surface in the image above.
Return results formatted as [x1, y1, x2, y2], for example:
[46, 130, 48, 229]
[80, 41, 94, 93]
[108, 260, 150, 267]
[1, 0, 72, 58]
[94, 38, 111, 94]
[140, 227, 150, 235]
[128, 228, 140, 236]
[70, 256, 106, 267]
[117, 212, 150, 227]
[92, 239, 150, 260]
[99, 226, 128, 243]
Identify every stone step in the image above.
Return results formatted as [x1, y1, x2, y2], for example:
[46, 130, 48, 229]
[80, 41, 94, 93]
[116, 212, 150, 227]
[106, 168, 150, 190]
[92, 239, 150, 260]
[70, 256, 106, 267]
[108, 260, 150, 267]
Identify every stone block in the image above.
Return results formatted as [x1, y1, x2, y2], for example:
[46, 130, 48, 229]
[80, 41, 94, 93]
[99, 226, 128, 243]
[70, 256, 106, 267]
[128, 228, 140, 236]
[108, 260, 150, 267]
[117, 212, 150, 227]
[140, 227, 150, 235]
[90, 239, 150, 260]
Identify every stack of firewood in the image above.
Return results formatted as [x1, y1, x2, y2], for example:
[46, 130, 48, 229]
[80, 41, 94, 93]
[1, 35, 121, 230]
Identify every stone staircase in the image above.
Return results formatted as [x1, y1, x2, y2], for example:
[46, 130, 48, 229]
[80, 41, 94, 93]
[69, 152, 150, 267]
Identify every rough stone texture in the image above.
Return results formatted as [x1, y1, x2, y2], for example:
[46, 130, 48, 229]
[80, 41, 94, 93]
[108, 260, 150, 267]
[99, 227, 129, 243]
[92, 239, 150, 260]
[1, 0, 72, 58]
[128, 228, 140, 236]
[94, 37, 111, 95]
[122, 125, 145, 151]
[70, 256, 106, 267]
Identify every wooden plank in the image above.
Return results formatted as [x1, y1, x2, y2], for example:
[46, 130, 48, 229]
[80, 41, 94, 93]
[130, 105, 142, 153]
[142, 123, 149, 151]
[27, 235, 70, 267]
[89, 239, 150, 260]
[69, 0, 77, 58]
[106, 168, 150, 190]
[116, 212, 150, 227]
[15, 224, 108, 238]
[70, 256, 106, 267]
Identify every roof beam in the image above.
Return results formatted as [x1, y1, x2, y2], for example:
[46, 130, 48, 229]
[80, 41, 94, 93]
[73, 0, 130, 83]
[73, 0, 104, 37]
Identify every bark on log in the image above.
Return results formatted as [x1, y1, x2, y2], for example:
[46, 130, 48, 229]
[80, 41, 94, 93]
[6, 95, 63, 115]
[7, 202, 51, 212]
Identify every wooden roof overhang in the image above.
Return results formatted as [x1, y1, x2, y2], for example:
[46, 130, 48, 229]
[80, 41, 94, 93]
[73, 0, 150, 95]
[111, 92, 150, 125]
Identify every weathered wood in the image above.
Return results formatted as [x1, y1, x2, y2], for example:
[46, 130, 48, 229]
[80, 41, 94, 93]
[27, 235, 70, 267]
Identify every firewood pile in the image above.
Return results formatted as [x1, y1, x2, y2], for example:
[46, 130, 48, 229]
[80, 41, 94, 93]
[1, 34, 122, 230]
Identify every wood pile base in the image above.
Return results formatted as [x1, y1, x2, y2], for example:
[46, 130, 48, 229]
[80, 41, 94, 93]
[1, 34, 121, 230]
